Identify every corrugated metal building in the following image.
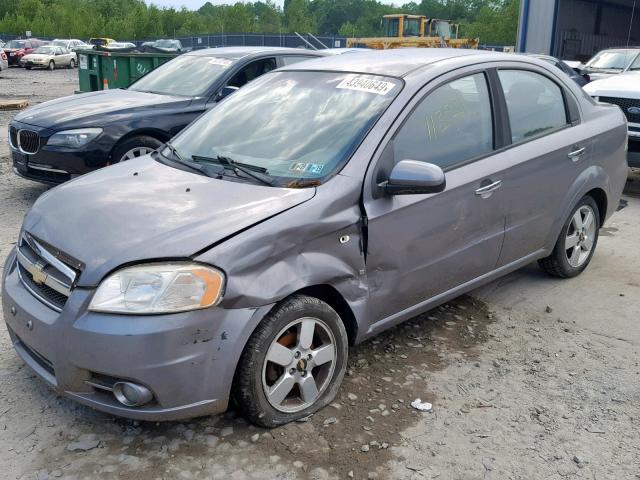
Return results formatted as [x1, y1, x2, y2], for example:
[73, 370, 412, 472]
[517, 0, 639, 61]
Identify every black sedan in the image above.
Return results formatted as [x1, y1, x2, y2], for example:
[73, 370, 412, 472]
[9, 47, 325, 184]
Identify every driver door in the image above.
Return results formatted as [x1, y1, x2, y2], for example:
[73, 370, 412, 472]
[363, 70, 508, 327]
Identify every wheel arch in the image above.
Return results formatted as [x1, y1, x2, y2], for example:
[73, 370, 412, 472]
[109, 129, 171, 162]
[585, 187, 607, 227]
[293, 285, 359, 346]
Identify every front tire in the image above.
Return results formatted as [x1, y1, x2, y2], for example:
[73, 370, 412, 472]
[112, 135, 163, 163]
[234, 295, 348, 427]
[69, 58, 76, 68]
[539, 195, 600, 278]
[48, 60, 55, 70]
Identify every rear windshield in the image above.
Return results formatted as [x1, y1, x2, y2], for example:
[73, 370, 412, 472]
[129, 55, 235, 97]
[169, 71, 401, 184]
[6, 40, 26, 48]
[90, 38, 108, 46]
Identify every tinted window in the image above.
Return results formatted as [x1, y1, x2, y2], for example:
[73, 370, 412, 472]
[393, 73, 493, 170]
[129, 55, 236, 97]
[498, 70, 567, 143]
[227, 58, 277, 88]
[280, 55, 316, 66]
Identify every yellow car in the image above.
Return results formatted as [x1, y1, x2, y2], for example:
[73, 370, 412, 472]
[89, 37, 116, 48]
[20, 45, 77, 70]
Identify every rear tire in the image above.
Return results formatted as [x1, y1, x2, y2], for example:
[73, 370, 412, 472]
[25, 66, 31, 70]
[234, 295, 348, 428]
[112, 135, 163, 163]
[539, 195, 600, 278]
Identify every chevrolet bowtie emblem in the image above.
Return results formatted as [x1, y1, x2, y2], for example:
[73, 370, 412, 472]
[31, 261, 48, 285]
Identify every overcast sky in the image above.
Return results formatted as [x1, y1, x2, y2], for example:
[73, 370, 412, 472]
[146, 0, 401, 9]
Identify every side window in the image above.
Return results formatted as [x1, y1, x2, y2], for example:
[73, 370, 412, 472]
[280, 55, 316, 66]
[393, 73, 494, 170]
[227, 57, 277, 88]
[498, 70, 568, 143]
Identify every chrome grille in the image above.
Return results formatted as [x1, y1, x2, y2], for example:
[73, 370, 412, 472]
[16, 233, 79, 312]
[18, 129, 40, 154]
[600, 97, 640, 124]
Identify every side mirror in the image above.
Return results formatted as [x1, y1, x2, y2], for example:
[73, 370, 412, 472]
[217, 85, 239, 100]
[381, 160, 446, 195]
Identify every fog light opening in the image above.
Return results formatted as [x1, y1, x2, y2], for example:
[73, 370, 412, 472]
[113, 381, 153, 407]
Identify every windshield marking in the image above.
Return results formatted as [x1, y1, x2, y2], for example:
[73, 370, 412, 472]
[337, 76, 396, 95]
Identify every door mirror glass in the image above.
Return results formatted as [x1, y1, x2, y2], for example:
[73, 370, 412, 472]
[383, 160, 446, 195]
[217, 85, 239, 100]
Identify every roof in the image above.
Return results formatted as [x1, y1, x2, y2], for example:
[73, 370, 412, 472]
[188, 46, 324, 59]
[279, 48, 487, 77]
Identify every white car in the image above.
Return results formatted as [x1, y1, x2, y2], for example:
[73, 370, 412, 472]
[585, 72, 640, 167]
[20, 45, 77, 70]
[51, 39, 91, 51]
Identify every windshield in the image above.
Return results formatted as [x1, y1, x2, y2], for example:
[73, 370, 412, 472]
[129, 55, 235, 97]
[6, 40, 26, 49]
[33, 46, 56, 54]
[586, 50, 638, 70]
[168, 71, 401, 184]
[155, 40, 178, 48]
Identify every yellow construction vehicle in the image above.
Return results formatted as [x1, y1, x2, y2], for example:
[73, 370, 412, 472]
[346, 14, 479, 50]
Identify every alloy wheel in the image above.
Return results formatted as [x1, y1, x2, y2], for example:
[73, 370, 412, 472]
[262, 317, 337, 413]
[119, 146, 154, 162]
[565, 205, 596, 267]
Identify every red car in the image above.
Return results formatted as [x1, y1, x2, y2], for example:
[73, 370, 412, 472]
[2, 39, 47, 66]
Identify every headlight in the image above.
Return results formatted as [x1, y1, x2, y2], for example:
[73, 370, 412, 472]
[47, 128, 103, 149]
[89, 263, 225, 314]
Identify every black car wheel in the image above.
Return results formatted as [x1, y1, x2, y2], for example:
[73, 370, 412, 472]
[69, 59, 75, 68]
[539, 195, 600, 278]
[234, 295, 348, 428]
[48, 60, 55, 70]
[112, 135, 164, 163]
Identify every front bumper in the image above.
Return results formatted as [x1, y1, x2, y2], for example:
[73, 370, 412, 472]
[9, 120, 113, 184]
[2, 249, 267, 421]
[21, 60, 48, 68]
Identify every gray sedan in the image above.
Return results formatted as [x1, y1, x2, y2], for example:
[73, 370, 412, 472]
[2, 49, 628, 426]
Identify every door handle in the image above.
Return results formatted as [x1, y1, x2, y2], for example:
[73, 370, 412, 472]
[475, 180, 502, 196]
[568, 147, 586, 161]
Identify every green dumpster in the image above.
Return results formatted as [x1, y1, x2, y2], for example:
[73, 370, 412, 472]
[76, 49, 178, 92]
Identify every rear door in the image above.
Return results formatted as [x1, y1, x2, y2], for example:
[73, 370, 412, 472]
[362, 68, 508, 325]
[493, 66, 591, 266]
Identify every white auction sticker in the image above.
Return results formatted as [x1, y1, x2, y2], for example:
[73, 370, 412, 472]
[337, 76, 395, 95]
[208, 57, 233, 67]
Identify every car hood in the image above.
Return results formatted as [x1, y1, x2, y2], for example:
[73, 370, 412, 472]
[22, 157, 316, 286]
[13, 88, 192, 129]
[583, 72, 640, 98]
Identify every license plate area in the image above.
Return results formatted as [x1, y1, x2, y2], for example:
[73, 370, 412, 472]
[12, 151, 28, 171]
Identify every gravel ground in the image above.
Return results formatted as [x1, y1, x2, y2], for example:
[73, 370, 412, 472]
[0, 67, 639, 480]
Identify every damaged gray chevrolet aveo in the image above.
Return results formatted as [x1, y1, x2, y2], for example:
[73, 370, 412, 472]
[2, 49, 628, 426]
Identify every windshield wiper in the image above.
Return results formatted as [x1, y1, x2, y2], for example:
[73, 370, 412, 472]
[192, 155, 274, 186]
[161, 143, 224, 178]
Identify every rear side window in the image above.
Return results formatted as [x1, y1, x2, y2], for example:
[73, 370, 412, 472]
[498, 70, 568, 143]
[393, 73, 494, 170]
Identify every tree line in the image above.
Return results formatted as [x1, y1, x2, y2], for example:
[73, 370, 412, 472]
[0, 0, 519, 45]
